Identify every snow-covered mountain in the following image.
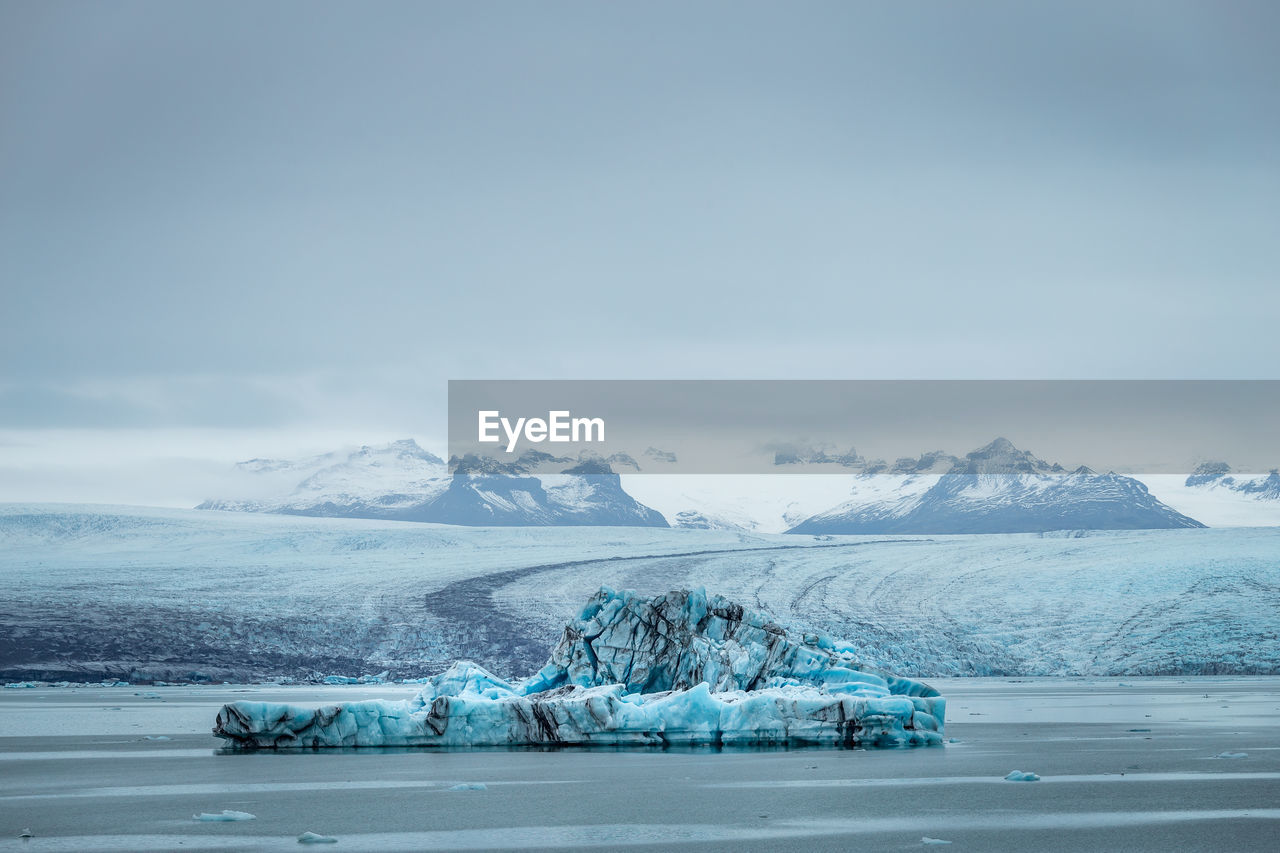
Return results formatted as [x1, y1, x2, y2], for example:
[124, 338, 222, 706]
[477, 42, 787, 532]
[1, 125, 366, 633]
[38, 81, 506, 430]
[199, 440, 667, 527]
[196, 438, 1280, 533]
[1185, 462, 1280, 499]
[1132, 463, 1280, 528]
[199, 439, 451, 519]
[426, 457, 667, 527]
[789, 438, 1204, 534]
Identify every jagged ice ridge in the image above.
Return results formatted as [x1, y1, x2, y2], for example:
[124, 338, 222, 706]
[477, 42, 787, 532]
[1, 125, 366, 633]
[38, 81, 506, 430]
[213, 588, 945, 749]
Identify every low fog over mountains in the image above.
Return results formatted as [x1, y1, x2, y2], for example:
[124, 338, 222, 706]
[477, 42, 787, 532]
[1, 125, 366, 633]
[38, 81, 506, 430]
[196, 437, 1280, 533]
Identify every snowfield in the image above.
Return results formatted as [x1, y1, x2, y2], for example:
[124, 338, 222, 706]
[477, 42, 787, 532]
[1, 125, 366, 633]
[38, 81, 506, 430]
[1, 504, 1277, 682]
[1137, 475, 1280, 528]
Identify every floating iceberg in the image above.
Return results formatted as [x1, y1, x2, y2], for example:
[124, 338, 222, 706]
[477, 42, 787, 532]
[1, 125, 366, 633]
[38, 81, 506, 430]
[214, 587, 945, 749]
[297, 831, 338, 844]
[194, 810, 256, 821]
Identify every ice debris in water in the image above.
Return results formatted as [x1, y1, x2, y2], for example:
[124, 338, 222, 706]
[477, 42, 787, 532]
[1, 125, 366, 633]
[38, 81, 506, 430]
[143, 735, 171, 741]
[1004, 770, 1041, 781]
[213, 587, 946, 749]
[194, 810, 256, 821]
[298, 831, 339, 844]
[448, 782, 488, 791]
[322, 671, 389, 685]
[1214, 751, 1248, 759]
[922, 838, 952, 846]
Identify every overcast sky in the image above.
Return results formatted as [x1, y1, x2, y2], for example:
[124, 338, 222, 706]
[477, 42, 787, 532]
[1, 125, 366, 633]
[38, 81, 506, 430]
[2, 1, 1277, 502]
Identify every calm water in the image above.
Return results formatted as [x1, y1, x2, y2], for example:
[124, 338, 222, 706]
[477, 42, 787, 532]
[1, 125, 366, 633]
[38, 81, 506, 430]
[2, 678, 1278, 851]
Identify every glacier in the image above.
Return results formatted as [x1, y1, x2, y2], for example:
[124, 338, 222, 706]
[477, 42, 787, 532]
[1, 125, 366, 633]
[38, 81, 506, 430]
[8, 505, 1279, 682]
[213, 587, 945, 749]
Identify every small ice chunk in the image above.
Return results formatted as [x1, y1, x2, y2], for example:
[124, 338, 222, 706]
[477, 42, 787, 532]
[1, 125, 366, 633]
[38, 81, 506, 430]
[448, 782, 487, 791]
[194, 810, 256, 821]
[322, 675, 359, 685]
[1214, 751, 1247, 759]
[1004, 770, 1040, 781]
[144, 735, 171, 741]
[298, 831, 338, 844]
[922, 837, 952, 845]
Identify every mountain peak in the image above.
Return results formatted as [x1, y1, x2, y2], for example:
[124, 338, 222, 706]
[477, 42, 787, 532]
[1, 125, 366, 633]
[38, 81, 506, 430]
[561, 458, 616, 476]
[888, 450, 960, 475]
[958, 437, 1062, 475]
[353, 438, 443, 465]
[979, 437, 1019, 455]
[1186, 461, 1231, 488]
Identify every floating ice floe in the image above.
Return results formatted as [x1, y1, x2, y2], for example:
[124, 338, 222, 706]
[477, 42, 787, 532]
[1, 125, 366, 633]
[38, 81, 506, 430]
[921, 838, 952, 846]
[1004, 770, 1041, 781]
[194, 810, 256, 821]
[320, 670, 389, 685]
[1214, 751, 1248, 759]
[297, 831, 338, 843]
[214, 587, 945, 749]
[448, 782, 487, 791]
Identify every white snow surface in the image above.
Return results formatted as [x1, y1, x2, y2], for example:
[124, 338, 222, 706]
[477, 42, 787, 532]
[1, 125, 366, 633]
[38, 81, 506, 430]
[1138, 475, 1280, 528]
[778, 473, 942, 526]
[620, 475, 865, 533]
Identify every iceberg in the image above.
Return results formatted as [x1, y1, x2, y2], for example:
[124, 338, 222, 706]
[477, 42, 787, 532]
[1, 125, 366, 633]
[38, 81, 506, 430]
[297, 831, 339, 844]
[193, 810, 256, 821]
[213, 587, 945, 749]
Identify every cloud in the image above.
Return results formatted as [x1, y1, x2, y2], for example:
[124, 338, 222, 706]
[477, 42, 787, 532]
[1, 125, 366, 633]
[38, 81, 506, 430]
[0, 0, 1276, 486]
[0, 377, 301, 428]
